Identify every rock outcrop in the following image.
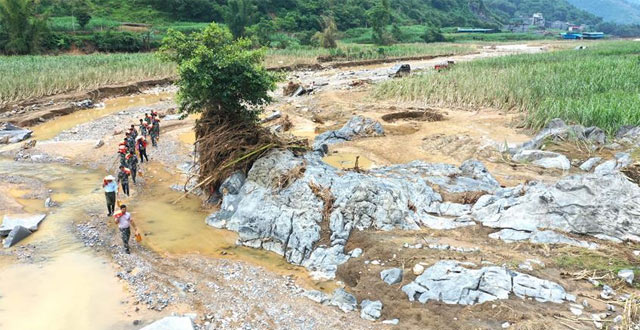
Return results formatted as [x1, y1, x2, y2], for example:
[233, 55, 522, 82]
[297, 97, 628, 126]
[402, 261, 575, 305]
[0, 214, 46, 236]
[510, 118, 606, 154]
[512, 150, 570, 170]
[313, 116, 384, 151]
[473, 172, 640, 242]
[206, 149, 500, 279]
[0, 123, 33, 144]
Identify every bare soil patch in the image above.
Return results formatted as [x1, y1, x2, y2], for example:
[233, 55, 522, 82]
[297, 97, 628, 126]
[381, 110, 444, 123]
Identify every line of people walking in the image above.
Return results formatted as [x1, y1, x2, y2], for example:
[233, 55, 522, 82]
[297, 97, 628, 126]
[102, 111, 161, 254]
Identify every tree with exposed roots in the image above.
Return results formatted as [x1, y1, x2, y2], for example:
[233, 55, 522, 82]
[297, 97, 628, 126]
[159, 22, 278, 193]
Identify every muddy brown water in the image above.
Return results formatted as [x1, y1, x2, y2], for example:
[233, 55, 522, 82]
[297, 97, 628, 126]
[30, 92, 173, 141]
[0, 156, 335, 329]
[0, 160, 132, 330]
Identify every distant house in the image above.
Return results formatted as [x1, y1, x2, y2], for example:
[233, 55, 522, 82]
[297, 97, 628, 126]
[530, 13, 545, 27]
[568, 25, 586, 32]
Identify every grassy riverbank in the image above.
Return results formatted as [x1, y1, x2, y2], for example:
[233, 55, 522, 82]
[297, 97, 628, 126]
[374, 40, 640, 135]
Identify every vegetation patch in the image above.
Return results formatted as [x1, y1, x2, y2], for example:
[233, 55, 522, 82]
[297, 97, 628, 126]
[374, 41, 640, 135]
[0, 53, 175, 107]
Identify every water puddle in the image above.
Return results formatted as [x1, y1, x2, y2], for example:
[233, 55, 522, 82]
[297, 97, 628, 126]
[132, 163, 336, 292]
[0, 160, 131, 330]
[0, 252, 130, 330]
[30, 92, 173, 140]
[323, 152, 374, 170]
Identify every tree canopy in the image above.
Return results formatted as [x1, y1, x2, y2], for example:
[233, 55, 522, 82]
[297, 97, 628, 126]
[159, 22, 277, 123]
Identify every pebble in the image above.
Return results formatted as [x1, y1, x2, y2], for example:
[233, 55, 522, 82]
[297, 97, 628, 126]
[413, 264, 425, 276]
[382, 319, 399, 325]
[501, 322, 510, 328]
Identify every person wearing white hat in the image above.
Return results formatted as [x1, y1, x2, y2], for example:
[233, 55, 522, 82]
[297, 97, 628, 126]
[103, 175, 118, 216]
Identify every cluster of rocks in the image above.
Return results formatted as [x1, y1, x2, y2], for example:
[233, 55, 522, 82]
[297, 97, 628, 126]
[402, 261, 575, 305]
[0, 123, 33, 144]
[206, 148, 501, 280]
[0, 214, 46, 248]
[507, 118, 636, 172]
[303, 288, 393, 324]
[473, 171, 640, 243]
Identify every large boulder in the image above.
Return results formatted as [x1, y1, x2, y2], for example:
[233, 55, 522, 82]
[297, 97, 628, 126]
[3, 226, 32, 248]
[140, 316, 194, 330]
[489, 229, 597, 249]
[472, 172, 640, 242]
[512, 150, 570, 170]
[0, 123, 33, 144]
[313, 116, 384, 151]
[402, 261, 574, 305]
[510, 118, 606, 154]
[206, 149, 500, 279]
[0, 214, 46, 236]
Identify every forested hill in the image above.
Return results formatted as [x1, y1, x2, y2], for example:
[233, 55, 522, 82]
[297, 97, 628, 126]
[485, 0, 602, 25]
[565, 0, 640, 24]
[40, 0, 606, 30]
[41, 0, 500, 30]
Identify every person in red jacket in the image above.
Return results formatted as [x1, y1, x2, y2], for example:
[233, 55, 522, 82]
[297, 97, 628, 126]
[136, 136, 149, 163]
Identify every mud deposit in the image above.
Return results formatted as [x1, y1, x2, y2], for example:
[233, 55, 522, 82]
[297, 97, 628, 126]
[1, 42, 639, 330]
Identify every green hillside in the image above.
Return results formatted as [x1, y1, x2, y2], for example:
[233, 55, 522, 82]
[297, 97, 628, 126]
[566, 0, 640, 24]
[485, 0, 602, 25]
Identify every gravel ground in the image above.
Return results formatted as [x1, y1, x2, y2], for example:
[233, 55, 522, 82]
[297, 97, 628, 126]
[74, 213, 373, 330]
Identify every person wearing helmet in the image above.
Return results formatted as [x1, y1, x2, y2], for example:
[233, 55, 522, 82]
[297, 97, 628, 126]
[139, 119, 148, 137]
[127, 150, 139, 184]
[118, 145, 128, 167]
[117, 165, 131, 196]
[103, 175, 117, 216]
[136, 136, 149, 163]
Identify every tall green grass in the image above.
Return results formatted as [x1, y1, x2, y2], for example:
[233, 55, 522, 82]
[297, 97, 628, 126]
[0, 54, 175, 106]
[374, 41, 640, 135]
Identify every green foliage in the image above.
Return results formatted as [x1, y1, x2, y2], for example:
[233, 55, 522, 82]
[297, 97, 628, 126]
[485, 0, 602, 26]
[159, 22, 277, 123]
[224, 0, 256, 39]
[596, 22, 640, 37]
[565, 0, 640, 25]
[0, 0, 49, 54]
[368, 0, 392, 45]
[374, 41, 640, 135]
[75, 6, 92, 29]
[0, 53, 174, 106]
[422, 26, 446, 43]
[311, 16, 338, 48]
[92, 30, 152, 52]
